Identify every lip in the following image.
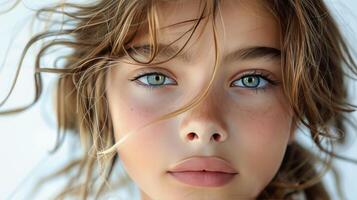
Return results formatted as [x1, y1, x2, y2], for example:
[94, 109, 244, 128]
[167, 156, 238, 187]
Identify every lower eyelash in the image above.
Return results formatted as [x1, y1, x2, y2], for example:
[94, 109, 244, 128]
[252, 86, 267, 94]
[143, 84, 165, 90]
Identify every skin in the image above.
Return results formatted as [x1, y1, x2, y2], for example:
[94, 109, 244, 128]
[106, 0, 294, 199]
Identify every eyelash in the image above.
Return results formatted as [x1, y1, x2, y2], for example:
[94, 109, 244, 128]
[129, 70, 280, 92]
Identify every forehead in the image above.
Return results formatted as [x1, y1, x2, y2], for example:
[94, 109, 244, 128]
[129, 0, 280, 62]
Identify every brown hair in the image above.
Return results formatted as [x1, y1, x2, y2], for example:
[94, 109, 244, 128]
[1, 0, 357, 199]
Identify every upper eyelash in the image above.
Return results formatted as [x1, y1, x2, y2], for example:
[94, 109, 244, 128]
[130, 71, 167, 80]
[129, 70, 280, 89]
[238, 70, 279, 86]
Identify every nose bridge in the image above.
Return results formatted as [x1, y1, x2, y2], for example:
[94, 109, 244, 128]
[190, 89, 222, 122]
[179, 87, 229, 144]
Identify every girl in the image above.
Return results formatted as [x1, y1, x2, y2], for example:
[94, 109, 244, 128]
[1, 0, 357, 199]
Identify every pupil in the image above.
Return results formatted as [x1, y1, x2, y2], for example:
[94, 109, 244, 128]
[149, 74, 164, 85]
[244, 76, 259, 87]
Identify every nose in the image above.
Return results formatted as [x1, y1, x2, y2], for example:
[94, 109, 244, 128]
[179, 90, 229, 144]
[184, 126, 227, 143]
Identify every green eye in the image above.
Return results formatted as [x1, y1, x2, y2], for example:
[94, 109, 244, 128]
[231, 75, 268, 89]
[132, 71, 277, 91]
[132, 72, 176, 88]
[242, 76, 260, 87]
[147, 74, 165, 85]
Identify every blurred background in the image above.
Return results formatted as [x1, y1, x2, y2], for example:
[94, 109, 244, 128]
[0, 0, 357, 199]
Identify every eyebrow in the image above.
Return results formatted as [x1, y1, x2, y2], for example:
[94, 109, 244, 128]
[127, 43, 281, 63]
[225, 46, 281, 62]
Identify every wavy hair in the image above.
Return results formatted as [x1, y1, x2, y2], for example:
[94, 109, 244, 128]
[1, 0, 357, 199]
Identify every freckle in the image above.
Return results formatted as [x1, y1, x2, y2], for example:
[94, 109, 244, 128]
[130, 107, 133, 111]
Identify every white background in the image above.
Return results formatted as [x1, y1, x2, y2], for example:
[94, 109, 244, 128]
[1, 0, 357, 199]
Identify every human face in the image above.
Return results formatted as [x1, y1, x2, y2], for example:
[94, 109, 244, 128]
[106, 0, 294, 199]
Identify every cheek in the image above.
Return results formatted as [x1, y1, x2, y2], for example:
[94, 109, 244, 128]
[108, 89, 166, 150]
[108, 86, 170, 138]
[107, 88, 177, 180]
[228, 89, 292, 194]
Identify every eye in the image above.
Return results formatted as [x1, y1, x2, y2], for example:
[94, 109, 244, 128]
[230, 73, 276, 90]
[130, 72, 176, 88]
[130, 70, 279, 90]
[232, 75, 267, 88]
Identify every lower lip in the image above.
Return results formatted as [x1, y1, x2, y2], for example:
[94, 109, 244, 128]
[168, 171, 236, 187]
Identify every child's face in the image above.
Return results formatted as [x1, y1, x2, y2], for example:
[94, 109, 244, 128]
[106, 0, 293, 199]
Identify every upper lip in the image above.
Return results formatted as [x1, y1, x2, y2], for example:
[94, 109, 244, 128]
[167, 156, 238, 174]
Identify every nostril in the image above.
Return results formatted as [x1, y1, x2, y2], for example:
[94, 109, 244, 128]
[186, 132, 223, 142]
[212, 133, 221, 141]
[187, 132, 196, 140]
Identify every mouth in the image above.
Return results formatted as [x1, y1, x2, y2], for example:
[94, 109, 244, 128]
[167, 156, 238, 187]
[167, 170, 237, 187]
